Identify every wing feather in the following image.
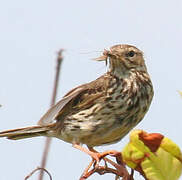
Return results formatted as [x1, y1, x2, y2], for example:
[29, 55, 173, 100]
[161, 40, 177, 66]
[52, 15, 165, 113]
[38, 87, 86, 125]
[38, 74, 107, 125]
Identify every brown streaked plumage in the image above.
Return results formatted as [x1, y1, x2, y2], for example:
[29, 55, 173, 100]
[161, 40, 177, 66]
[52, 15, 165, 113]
[0, 44, 153, 160]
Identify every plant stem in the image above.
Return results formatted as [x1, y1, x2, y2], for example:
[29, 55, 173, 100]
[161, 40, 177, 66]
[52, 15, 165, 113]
[38, 49, 64, 180]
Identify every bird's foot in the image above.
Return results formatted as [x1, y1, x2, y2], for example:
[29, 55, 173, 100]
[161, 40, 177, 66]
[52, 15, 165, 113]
[73, 145, 103, 179]
[73, 144, 102, 163]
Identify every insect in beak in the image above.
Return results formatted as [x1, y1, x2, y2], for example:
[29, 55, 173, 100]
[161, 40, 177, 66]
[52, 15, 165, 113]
[93, 49, 109, 66]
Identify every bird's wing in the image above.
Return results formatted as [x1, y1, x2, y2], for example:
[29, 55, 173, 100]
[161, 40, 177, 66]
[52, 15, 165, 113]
[38, 87, 87, 125]
[38, 75, 107, 126]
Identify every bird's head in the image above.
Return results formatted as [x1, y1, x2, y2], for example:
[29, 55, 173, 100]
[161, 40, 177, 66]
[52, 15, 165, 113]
[95, 44, 147, 74]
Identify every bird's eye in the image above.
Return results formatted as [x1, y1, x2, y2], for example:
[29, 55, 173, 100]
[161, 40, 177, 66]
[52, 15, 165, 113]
[127, 51, 135, 57]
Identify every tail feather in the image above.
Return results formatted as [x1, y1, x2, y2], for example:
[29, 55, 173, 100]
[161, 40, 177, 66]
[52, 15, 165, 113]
[0, 125, 53, 140]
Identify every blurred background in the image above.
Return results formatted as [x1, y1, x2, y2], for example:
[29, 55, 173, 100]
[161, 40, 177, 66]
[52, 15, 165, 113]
[0, 0, 182, 179]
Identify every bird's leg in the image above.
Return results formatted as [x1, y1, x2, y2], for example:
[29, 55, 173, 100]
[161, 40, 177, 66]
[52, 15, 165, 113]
[73, 144, 102, 179]
[73, 145, 117, 179]
[73, 144, 101, 162]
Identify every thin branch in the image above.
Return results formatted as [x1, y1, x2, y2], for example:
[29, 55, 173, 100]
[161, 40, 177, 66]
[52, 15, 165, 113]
[80, 164, 132, 180]
[80, 152, 134, 180]
[38, 49, 64, 180]
[50, 49, 64, 107]
[25, 167, 52, 180]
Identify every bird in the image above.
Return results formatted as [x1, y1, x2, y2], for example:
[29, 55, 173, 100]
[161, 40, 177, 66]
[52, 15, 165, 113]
[0, 44, 153, 163]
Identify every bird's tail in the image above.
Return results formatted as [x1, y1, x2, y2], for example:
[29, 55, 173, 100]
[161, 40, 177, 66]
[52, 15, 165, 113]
[0, 124, 54, 140]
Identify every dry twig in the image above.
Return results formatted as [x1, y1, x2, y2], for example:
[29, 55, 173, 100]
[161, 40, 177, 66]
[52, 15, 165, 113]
[38, 49, 64, 180]
[80, 151, 134, 180]
[25, 167, 52, 180]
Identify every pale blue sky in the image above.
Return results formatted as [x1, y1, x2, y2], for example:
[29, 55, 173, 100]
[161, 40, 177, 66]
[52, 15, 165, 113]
[0, 0, 182, 179]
